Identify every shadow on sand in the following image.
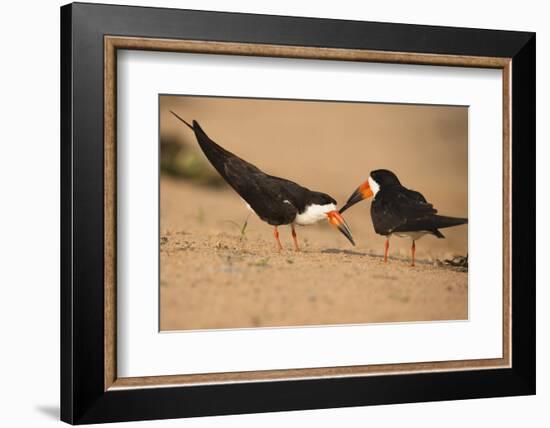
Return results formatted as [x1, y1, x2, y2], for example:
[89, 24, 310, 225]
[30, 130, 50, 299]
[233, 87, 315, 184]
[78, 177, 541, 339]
[321, 248, 438, 267]
[321, 248, 370, 257]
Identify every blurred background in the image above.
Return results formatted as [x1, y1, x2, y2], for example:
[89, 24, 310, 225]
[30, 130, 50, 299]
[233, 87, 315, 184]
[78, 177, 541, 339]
[159, 94, 468, 260]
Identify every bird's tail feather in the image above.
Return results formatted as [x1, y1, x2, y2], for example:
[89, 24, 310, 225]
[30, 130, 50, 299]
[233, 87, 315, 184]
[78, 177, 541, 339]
[170, 111, 239, 179]
[190, 120, 240, 178]
[433, 229, 445, 238]
[433, 215, 468, 229]
[170, 111, 194, 130]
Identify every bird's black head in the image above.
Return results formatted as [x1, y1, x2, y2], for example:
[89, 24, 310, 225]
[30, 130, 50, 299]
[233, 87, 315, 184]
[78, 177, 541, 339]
[370, 169, 401, 187]
[308, 191, 337, 207]
[339, 169, 401, 214]
[301, 191, 355, 246]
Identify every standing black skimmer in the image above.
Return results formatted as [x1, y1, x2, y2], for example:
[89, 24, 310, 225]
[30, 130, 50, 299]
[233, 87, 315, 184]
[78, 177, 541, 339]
[170, 111, 355, 251]
[339, 169, 467, 266]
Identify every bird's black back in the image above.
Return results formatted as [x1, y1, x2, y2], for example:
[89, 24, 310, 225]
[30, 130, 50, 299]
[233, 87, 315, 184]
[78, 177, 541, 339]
[371, 184, 467, 236]
[191, 120, 331, 225]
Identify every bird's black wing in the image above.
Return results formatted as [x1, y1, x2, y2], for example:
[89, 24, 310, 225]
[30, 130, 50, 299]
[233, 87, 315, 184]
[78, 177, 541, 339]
[222, 158, 302, 225]
[371, 186, 438, 235]
[188, 120, 299, 225]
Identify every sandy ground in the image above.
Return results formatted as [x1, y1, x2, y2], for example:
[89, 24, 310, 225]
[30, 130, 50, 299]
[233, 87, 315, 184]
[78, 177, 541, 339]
[160, 178, 468, 331]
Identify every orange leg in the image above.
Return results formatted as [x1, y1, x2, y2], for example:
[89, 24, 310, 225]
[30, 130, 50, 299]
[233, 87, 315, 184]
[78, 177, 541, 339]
[273, 226, 283, 251]
[291, 224, 300, 252]
[384, 238, 389, 263]
[411, 240, 416, 267]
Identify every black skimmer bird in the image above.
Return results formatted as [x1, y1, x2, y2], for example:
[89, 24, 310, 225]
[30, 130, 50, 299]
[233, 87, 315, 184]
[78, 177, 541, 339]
[339, 169, 467, 266]
[170, 111, 355, 251]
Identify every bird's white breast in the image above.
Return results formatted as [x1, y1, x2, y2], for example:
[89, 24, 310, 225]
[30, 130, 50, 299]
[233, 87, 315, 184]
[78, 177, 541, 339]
[394, 231, 429, 241]
[294, 203, 336, 225]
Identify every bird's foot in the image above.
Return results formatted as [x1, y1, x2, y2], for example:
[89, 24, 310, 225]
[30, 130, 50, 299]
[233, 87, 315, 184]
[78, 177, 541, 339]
[291, 225, 300, 252]
[273, 227, 283, 252]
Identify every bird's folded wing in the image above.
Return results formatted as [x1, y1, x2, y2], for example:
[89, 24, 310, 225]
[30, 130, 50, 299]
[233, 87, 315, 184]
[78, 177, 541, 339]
[224, 158, 298, 224]
[373, 188, 438, 234]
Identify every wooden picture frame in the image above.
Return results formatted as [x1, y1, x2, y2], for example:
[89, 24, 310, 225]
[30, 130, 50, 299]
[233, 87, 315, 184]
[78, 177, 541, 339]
[61, 2, 535, 424]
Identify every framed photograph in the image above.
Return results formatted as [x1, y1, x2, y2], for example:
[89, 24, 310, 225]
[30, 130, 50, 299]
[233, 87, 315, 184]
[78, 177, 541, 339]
[61, 2, 535, 424]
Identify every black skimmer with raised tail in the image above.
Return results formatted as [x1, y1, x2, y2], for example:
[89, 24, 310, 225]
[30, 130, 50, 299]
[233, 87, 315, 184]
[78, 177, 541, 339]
[171, 111, 355, 251]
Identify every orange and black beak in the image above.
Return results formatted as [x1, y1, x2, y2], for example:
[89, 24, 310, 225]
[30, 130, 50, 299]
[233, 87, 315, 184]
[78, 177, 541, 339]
[326, 210, 355, 246]
[339, 179, 374, 214]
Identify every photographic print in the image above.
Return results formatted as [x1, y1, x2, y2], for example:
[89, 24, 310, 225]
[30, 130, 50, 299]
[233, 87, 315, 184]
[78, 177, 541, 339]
[159, 95, 469, 331]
